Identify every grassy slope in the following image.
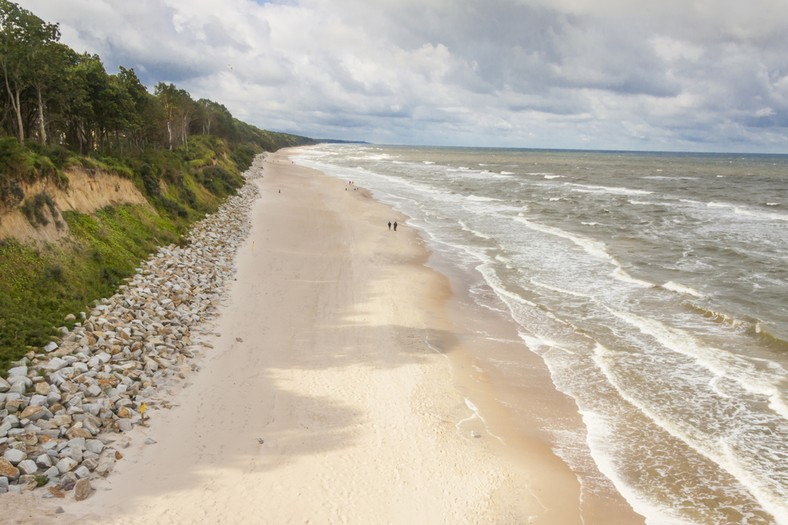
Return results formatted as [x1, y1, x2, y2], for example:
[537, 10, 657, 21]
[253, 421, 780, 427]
[0, 132, 309, 373]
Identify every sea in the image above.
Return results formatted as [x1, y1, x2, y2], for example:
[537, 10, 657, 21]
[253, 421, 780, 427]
[292, 144, 788, 525]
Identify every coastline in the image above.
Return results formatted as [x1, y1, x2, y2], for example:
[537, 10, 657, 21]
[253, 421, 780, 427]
[4, 149, 639, 523]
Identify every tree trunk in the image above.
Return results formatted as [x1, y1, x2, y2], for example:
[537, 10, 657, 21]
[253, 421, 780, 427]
[13, 88, 24, 143]
[167, 120, 173, 150]
[36, 85, 47, 145]
[3, 72, 25, 143]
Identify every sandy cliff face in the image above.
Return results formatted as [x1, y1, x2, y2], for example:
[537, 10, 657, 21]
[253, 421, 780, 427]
[0, 168, 148, 243]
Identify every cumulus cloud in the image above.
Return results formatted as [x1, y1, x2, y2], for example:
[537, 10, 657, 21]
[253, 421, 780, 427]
[16, 0, 788, 152]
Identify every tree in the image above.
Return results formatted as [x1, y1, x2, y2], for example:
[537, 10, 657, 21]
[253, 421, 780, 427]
[0, 0, 60, 143]
[195, 98, 234, 139]
[155, 82, 195, 150]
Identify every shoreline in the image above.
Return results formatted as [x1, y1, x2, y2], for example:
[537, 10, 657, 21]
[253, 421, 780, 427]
[288, 148, 645, 524]
[4, 149, 640, 523]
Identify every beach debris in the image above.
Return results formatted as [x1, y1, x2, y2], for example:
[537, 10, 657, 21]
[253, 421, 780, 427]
[0, 156, 266, 499]
[257, 437, 264, 444]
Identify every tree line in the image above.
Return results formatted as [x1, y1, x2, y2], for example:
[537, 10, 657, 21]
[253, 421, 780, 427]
[0, 0, 306, 156]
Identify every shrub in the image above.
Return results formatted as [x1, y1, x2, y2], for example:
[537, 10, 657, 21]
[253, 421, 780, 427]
[21, 192, 58, 227]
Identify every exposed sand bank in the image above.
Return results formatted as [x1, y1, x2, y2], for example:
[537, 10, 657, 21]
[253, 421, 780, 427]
[5, 150, 641, 524]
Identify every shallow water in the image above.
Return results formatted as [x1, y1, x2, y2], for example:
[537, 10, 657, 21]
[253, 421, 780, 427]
[294, 145, 788, 525]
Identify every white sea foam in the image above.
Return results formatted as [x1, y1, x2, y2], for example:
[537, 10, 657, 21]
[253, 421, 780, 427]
[530, 278, 594, 299]
[466, 194, 503, 202]
[611, 268, 652, 287]
[514, 217, 613, 262]
[565, 182, 654, 196]
[458, 220, 492, 240]
[707, 201, 788, 221]
[607, 308, 788, 421]
[455, 398, 505, 443]
[720, 441, 788, 525]
[662, 281, 704, 298]
[629, 199, 663, 206]
[580, 406, 699, 525]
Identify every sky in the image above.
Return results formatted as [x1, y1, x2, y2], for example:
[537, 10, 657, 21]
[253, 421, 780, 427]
[16, 0, 788, 153]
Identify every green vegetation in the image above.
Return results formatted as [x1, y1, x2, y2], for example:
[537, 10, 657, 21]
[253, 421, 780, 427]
[0, 0, 315, 373]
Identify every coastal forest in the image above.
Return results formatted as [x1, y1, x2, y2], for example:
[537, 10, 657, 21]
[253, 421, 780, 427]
[0, 0, 314, 372]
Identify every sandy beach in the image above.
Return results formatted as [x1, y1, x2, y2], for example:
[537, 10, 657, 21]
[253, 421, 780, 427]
[4, 150, 622, 524]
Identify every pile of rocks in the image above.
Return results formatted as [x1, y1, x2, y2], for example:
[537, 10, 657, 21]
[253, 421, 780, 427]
[0, 156, 265, 499]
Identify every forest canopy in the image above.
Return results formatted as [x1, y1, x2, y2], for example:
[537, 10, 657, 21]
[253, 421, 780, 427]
[0, 0, 311, 154]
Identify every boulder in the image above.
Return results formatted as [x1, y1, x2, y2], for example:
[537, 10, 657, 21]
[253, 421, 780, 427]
[74, 478, 92, 501]
[19, 405, 47, 421]
[36, 454, 53, 468]
[3, 448, 26, 465]
[85, 439, 104, 454]
[55, 457, 77, 474]
[0, 458, 20, 479]
[7, 365, 27, 377]
[17, 459, 38, 475]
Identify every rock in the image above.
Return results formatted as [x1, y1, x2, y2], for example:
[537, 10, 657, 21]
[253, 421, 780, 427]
[36, 454, 53, 468]
[55, 457, 77, 474]
[19, 405, 47, 421]
[5, 398, 25, 413]
[0, 477, 8, 493]
[44, 358, 68, 372]
[44, 342, 59, 353]
[7, 365, 27, 377]
[65, 426, 92, 440]
[0, 377, 10, 393]
[17, 459, 38, 475]
[116, 406, 133, 419]
[28, 394, 49, 407]
[74, 478, 92, 501]
[34, 381, 51, 396]
[0, 458, 20, 479]
[58, 473, 76, 491]
[3, 448, 26, 465]
[64, 314, 76, 322]
[95, 457, 115, 476]
[74, 465, 91, 479]
[85, 439, 104, 454]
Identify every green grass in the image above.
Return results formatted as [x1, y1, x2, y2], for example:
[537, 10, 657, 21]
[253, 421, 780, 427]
[0, 205, 180, 372]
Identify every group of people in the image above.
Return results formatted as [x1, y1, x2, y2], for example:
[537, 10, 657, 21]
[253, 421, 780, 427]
[387, 221, 398, 231]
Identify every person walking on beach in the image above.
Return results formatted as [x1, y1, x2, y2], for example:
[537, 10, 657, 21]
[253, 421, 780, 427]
[388, 221, 392, 230]
[393, 221, 398, 231]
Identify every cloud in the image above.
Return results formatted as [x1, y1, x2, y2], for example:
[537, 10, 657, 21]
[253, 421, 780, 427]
[16, 0, 788, 152]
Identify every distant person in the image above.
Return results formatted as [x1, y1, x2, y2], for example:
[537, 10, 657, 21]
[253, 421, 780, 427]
[388, 221, 392, 230]
[393, 221, 398, 231]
